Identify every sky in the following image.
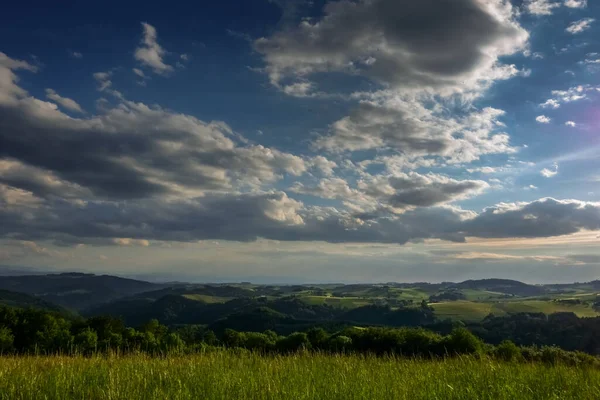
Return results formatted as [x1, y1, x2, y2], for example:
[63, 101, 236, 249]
[1, 0, 600, 283]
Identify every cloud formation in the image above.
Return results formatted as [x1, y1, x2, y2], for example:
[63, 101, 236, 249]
[45, 89, 85, 113]
[536, 115, 551, 123]
[566, 18, 595, 34]
[540, 163, 559, 178]
[255, 0, 527, 95]
[134, 22, 174, 75]
[314, 97, 515, 163]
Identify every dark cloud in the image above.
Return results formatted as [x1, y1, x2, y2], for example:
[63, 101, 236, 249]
[0, 57, 310, 200]
[463, 198, 600, 238]
[255, 0, 527, 92]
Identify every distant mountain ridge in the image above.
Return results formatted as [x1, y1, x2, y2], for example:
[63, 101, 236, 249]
[0, 273, 166, 311]
[0, 289, 71, 314]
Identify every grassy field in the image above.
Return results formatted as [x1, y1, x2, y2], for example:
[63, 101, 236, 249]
[1, 352, 600, 399]
[433, 300, 600, 321]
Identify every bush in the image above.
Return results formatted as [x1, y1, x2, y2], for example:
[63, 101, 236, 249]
[276, 332, 311, 353]
[443, 328, 484, 355]
[74, 328, 98, 355]
[328, 335, 352, 352]
[494, 340, 521, 362]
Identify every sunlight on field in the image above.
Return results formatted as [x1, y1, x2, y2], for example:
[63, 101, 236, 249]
[1, 352, 599, 400]
[433, 300, 600, 321]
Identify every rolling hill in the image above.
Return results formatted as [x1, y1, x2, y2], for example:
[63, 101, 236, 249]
[0, 273, 165, 311]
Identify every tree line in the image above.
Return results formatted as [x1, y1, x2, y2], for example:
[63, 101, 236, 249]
[0, 305, 599, 367]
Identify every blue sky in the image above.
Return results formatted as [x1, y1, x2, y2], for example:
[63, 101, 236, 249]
[1, 0, 600, 283]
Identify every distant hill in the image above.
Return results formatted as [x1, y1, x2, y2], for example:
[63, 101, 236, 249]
[451, 279, 547, 297]
[0, 289, 70, 314]
[0, 273, 164, 311]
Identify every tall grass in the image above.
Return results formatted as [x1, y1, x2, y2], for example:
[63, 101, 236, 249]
[1, 351, 600, 399]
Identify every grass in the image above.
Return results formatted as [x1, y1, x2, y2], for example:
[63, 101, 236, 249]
[181, 294, 233, 303]
[433, 300, 600, 321]
[1, 352, 600, 399]
[300, 295, 371, 308]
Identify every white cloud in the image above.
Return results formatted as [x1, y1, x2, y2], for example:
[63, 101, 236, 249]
[93, 71, 124, 100]
[536, 115, 551, 123]
[180, 54, 189, 61]
[565, 121, 577, 127]
[540, 85, 593, 109]
[45, 89, 85, 113]
[70, 51, 83, 59]
[132, 68, 146, 78]
[134, 22, 174, 75]
[564, 0, 587, 8]
[540, 163, 559, 178]
[314, 97, 516, 163]
[566, 18, 595, 34]
[540, 99, 560, 109]
[525, 0, 561, 15]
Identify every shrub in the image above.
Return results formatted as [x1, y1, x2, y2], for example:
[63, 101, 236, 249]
[328, 335, 352, 353]
[494, 340, 521, 362]
[443, 328, 484, 355]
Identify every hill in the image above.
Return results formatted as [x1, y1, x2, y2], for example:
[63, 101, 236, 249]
[0, 273, 164, 311]
[450, 279, 546, 297]
[0, 289, 70, 313]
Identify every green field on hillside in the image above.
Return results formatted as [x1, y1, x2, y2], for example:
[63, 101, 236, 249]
[433, 300, 600, 321]
[181, 294, 233, 303]
[1, 352, 599, 400]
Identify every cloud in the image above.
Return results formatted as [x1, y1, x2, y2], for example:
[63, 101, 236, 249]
[524, 0, 561, 15]
[540, 99, 560, 109]
[314, 98, 515, 163]
[2, 189, 599, 246]
[566, 18, 595, 34]
[564, 0, 587, 8]
[536, 115, 551, 123]
[70, 51, 83, 59]
[540, 85, 592, 109]
[438, 251, 566, 263]
[132, 68, 146, 78]
[565, 121, 577, 127]
[134, 22, 174, 75]
[540, 163, 559, 178]
[467, 167, 501, 174]
[45, 89, 85, 113]
[255, 0, 527, 96]
[2, 52, 600, 249]
[93, 71, 123, 99]
[291, 173, 489, 212]
[0, 54, 314, 200]
[461, 198, 600, 239]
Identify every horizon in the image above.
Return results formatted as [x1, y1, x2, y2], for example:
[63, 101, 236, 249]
[1, 266, 597, 286]
[1, 0, 600, 284]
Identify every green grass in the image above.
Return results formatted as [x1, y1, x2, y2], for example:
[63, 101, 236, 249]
[433, 301, 496, 321]
[1, 352, 600, 399]
[181, 294, 233, 303]
[300, 295, 371, 308]
[433, 300, 600, 321]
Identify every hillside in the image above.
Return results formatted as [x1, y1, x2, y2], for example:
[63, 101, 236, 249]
[0, 289, 69, 314]
[0, 273, 164, 311]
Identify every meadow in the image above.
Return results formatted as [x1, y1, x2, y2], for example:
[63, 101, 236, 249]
[1, 352, 600, 400]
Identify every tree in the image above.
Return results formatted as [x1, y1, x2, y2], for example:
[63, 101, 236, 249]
[307, 327, 329, 350]
[276, 332, 311, 353]
[328, 335, 352, 352]
[0, 326, 14, 353]
[443, 328, 484, 355]
[74, 328, 98, 355]
[495, 340, 521, 362]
